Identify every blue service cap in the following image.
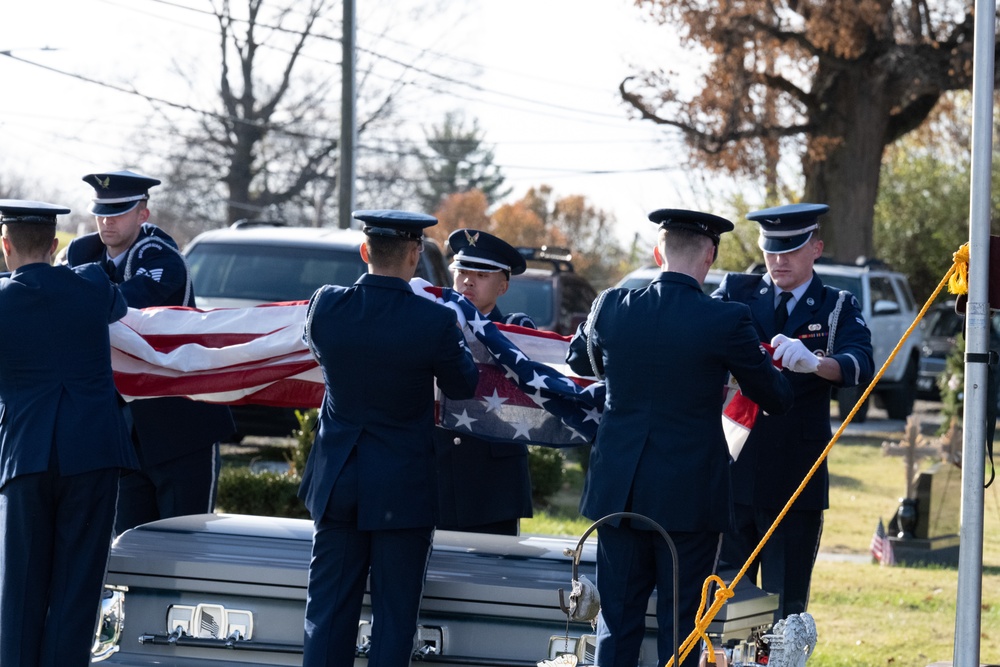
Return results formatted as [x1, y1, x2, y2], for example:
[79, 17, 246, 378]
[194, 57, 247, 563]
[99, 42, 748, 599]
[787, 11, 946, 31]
[0, 199, 70, 224]
[353, 209, 437, 241]
[749, 203, 829, 254]
[83, 170, 161, 217]
[448, 229, 527, 276]
[648, 208, 734, 245]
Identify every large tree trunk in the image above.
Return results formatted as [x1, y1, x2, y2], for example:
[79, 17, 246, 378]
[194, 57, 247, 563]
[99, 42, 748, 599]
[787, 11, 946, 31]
[803, 61, 893, 263]
[226, 131, 257, 225]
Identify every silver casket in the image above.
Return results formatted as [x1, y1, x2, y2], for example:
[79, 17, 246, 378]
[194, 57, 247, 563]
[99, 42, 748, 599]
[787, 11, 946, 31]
[93, 513, 777, 666]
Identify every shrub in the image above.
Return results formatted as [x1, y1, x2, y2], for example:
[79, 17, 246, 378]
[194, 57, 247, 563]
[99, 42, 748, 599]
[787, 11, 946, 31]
[287, 408, 319, 475]
[216, 468, 309, 519]
[528, 445, 564, 506]
[221, 409, 571, 516]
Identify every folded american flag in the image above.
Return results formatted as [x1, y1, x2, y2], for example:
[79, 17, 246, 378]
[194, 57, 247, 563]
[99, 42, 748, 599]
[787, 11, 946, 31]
[108, 280, 763, 450]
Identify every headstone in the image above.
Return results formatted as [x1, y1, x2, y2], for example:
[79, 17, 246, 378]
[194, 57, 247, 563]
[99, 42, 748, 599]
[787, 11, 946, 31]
[889, 462, 961, 566]
[914, 462, 961, 539]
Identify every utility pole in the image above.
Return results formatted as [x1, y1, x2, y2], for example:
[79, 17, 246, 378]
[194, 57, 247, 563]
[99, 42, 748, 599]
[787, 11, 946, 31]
[337, 0, 357, 229]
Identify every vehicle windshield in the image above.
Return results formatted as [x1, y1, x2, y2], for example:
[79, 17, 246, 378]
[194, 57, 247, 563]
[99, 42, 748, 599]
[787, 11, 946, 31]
[187, 242, 367, 302]
[498, 279, 554, 327]
[815, 274, 863, 303]
[929, 309, 964, 338]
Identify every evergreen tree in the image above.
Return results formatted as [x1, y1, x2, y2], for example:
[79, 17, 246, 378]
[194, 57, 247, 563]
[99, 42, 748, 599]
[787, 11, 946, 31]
[415, 111, 510, 213]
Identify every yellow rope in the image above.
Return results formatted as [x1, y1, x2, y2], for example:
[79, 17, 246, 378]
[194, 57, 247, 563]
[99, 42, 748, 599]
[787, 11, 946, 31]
[663, 247, 968, 667]
[950, 243, 970, 296]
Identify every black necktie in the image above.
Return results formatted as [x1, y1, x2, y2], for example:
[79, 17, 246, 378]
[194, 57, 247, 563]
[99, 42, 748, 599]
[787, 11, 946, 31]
[775, 291, 792, 332]
[106, 259, 117, 280]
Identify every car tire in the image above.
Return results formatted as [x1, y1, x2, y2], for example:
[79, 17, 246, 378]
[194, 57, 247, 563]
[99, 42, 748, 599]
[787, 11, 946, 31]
[882, 357, 918, 420]
[837, 385, 869, 423]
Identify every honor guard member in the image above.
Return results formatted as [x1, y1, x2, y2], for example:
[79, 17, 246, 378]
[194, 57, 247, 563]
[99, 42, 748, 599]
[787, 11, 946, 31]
[434, 229, 535, 535]
[299, 210, 478, 667]
[0, 201, 138, 666]
[65, 170, 235, 533]
[566, 209, 794, 667]
[712, 203, 874, 620]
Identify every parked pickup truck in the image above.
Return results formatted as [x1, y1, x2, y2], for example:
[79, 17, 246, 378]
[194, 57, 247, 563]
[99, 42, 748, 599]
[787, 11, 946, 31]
[93, 513, 778, 666]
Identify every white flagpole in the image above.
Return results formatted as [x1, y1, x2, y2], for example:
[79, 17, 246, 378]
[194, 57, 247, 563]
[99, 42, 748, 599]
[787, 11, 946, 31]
[954, 0, 994, 660]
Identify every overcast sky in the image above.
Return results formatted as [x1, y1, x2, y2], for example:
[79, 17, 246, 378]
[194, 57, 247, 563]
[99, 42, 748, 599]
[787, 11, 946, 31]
[0, 0, 748, 246]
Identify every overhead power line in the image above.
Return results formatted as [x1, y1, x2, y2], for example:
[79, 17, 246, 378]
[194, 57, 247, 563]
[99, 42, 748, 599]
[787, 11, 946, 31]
[118, 0, 630, 122]
[0, 50, 336, 141]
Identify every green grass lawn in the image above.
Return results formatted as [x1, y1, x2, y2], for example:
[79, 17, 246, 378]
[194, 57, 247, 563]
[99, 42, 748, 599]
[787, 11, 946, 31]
[812, 439, 1000, 666]
[522, 428, 1000, 665]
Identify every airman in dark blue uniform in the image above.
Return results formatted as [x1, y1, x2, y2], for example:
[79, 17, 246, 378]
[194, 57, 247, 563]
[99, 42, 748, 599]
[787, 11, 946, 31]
[65, 171, 235, 533]
[567, 210, 794, 667]
[0, 201, 138, 667]
[712, 203, 874, 620]
[299, 210, 478, 667]
[434, 229, 535, 535]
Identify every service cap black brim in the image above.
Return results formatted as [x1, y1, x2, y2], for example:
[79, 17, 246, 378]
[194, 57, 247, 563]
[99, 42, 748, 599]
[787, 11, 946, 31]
[648, 208, 734, 245]
[748, 202, 828, 254]
[758, 231, 815, 254]
[83, 170, 161, 218]
[447, 228, 527, 276]
[89, 200, 142, 217]
[353, 209, 437, 240]
[0, 199, 70, 224]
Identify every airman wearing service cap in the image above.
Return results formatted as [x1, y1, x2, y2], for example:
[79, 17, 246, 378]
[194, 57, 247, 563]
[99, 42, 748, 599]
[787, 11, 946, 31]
[0, 199, 137, 665]
[65, 169, 236, 536]
[713, 202, 874, 621]
[433, 228, 535, 536]
[300, 209, 478, 667]
[565, 206, 793, 667]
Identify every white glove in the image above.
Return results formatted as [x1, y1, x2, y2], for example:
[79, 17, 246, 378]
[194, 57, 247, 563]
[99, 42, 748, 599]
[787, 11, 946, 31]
[409, 277, 467, 329]
[771, 334, 821, 374]
[409, 277, 436, 301]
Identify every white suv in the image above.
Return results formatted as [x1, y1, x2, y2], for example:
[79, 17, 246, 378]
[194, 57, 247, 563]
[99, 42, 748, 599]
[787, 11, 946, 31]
[185, 222, 449, 308]
[812, 262, 922, 421]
